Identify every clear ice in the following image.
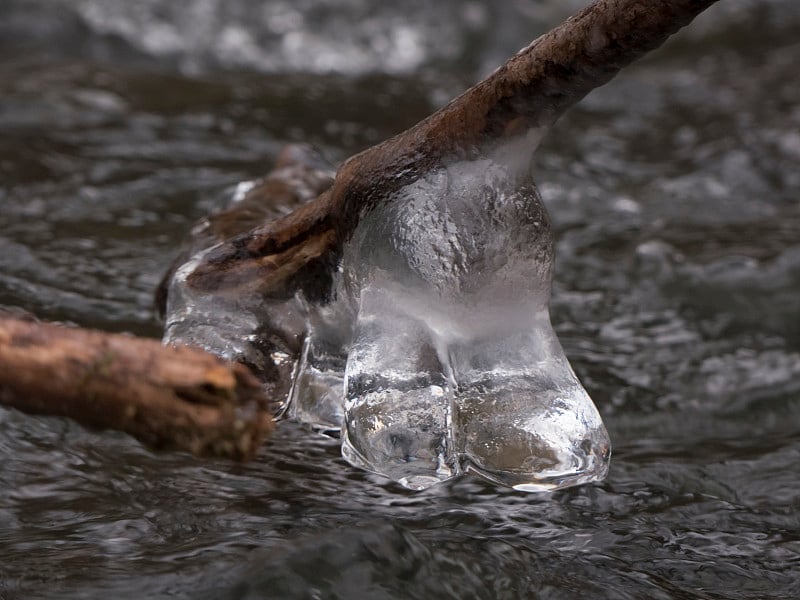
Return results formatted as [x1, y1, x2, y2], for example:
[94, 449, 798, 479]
[165, 136, 611, 492]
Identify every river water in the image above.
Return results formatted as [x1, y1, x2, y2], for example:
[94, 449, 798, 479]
[1, 1, 799, 598]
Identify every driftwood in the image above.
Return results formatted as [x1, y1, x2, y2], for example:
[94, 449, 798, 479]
[0, 314, 273, 460]
[3, 0, 719, 458]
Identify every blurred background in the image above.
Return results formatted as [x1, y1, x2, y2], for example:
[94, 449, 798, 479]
[1, 1, 799, 598]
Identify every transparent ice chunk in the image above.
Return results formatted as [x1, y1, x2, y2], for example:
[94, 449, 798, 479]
[449, 313, 610, 491]
[162, 138, 612, 493]
[286, 301, 351, 432]
[161, 144, 334, 411]
[341, 287, 457, 490]
[164, 247, 262, 364]
[163, 247, 305, 412]
[336, 293, 610, 491]
[331, 144, 612, 491]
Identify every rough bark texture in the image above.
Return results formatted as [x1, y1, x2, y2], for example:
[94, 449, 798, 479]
[182, 0, 719, 301]
[0, 315, 273, 460]
[155, 144, 335, 312]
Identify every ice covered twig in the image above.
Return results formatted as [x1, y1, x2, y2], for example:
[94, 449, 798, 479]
[2, 2, 721, 466]
[152, 0, 719, 478]
[175, 0, 719, 302]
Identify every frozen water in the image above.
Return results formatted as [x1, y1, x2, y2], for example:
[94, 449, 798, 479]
[161, 146, 335, 408]
[163, 132, 612, 491]
[341, 294, 455, 490]
[286, 300, 351, 432]
[160, 132, 610, 492]
[300, 134, 611, 491]
[163, 246, 306, 412]
[450, 319, 611, 492]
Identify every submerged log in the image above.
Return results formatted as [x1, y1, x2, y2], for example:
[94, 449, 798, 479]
[0, 315, 273, 460]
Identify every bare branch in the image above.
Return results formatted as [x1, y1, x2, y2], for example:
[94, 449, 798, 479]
[0, 316, 273, 460]
[179, 0, 719, 301]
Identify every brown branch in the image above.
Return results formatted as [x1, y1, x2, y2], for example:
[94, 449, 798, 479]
[181, 0, 719, 300]
[0, 315, 273, 460]
[155, 143, 335, 313]
[331, 0, 720, 216]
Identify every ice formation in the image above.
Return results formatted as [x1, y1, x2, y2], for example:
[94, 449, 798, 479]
[164, 140, 611, 492]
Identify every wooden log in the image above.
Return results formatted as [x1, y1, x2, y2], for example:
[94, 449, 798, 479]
[0, 315, 273, 460]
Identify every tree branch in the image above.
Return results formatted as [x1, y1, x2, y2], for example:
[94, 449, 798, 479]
[0, 315, 273, 460]
[180, 0, 719, 300]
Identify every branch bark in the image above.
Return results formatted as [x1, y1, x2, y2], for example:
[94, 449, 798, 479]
[0, 315, 273, 460]
[179, 0, 719, 301]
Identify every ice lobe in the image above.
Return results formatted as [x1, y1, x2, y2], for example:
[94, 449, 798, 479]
[296, 137, 611, 491]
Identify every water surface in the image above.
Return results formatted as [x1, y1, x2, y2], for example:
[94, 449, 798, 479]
[1, 1, 799, 598]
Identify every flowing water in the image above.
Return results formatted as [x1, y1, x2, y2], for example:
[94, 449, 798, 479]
[1, 1, 799, 598]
